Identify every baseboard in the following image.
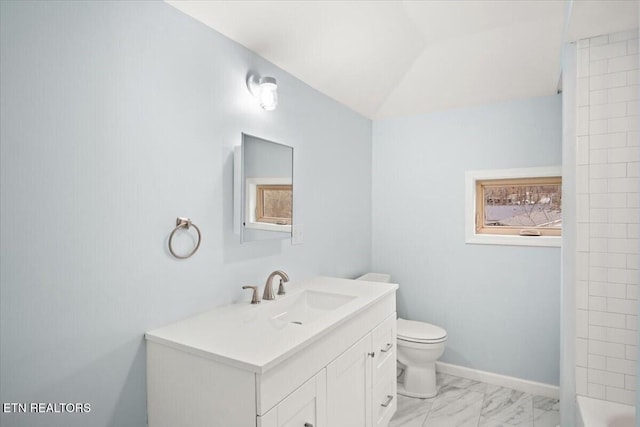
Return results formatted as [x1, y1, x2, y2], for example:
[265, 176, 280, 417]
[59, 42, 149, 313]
[436, 361, 560, 399]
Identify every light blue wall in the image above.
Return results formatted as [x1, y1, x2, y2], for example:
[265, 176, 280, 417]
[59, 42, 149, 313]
[0, 2, 372, 427]
[372, 95, 562, 385]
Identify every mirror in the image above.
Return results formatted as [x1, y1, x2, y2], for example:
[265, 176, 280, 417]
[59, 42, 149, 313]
[234, 133, 293, 243]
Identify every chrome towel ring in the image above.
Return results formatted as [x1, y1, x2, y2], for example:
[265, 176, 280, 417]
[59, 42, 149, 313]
[168, 217, 201, 259]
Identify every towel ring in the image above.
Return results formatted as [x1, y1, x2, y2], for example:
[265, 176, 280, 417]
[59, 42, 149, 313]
[168, 217, 201, 259]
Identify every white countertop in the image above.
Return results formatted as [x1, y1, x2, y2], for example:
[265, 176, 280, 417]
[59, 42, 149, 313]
[145, 276, 398, 373]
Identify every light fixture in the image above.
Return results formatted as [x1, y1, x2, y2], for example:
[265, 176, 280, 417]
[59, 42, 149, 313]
[247, 74, 278, 111]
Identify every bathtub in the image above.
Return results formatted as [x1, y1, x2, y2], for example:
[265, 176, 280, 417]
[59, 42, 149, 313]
[577, 395, 636, 427]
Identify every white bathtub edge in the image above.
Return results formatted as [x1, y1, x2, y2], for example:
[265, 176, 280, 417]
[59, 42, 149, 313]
[576, 395, 636, 427]
[435, 361, 559, 398]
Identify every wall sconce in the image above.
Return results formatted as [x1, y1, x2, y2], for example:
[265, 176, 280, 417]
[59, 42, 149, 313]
[247, 75, 278, 111]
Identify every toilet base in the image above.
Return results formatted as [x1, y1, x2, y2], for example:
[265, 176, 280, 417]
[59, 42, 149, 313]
[397, 382, 437, 399]
[397, 363, 437, 398]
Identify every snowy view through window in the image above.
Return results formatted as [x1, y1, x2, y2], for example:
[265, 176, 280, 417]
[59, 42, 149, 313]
[483, 183, 562, 229]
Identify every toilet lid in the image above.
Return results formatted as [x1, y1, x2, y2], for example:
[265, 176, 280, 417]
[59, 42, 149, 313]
[397, 318, 447, 343]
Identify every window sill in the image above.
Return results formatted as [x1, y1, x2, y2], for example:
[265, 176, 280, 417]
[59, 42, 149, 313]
[466, 234, 561, 247]
[245, 222, 291, 233]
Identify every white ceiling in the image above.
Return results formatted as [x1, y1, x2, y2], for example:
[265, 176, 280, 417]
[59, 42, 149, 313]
[167, 1, 639, 119]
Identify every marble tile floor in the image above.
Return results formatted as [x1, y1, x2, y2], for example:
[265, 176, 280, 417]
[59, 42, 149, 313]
[390, 373, 560, 427]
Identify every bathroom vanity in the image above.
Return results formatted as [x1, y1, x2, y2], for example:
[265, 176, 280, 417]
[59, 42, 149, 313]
[146, 276, 398, 427]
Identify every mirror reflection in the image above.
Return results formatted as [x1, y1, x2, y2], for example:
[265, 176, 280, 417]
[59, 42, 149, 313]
[241, 133, 293, 243]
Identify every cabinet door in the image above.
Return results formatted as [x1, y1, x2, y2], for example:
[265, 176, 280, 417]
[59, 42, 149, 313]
[326, 334, 373, 427]
[257, 369, 326, 427]
[371, 314, 397, 427]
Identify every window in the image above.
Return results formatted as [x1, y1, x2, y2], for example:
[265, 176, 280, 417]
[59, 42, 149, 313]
[476, 177, 562, 235]
[466, 167, 562, 247]
[255, 184, 292, 225]
[244, 177, 292, 233]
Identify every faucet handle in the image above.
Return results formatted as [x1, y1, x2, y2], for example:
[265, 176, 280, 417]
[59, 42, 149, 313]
[277, 279, 286, 295]
[242, 285, 261, 304]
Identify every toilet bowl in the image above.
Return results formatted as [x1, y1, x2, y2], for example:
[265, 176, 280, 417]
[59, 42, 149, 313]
[396, 318, 447, 398]
[356, 273, 447, 399]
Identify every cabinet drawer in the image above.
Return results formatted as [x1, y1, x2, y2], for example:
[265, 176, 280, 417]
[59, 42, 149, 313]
[371, 313, 396, 382]
[372, 360, 397, 427]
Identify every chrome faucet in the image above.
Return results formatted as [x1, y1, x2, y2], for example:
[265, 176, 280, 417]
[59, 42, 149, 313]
[263, 270, 289, 300]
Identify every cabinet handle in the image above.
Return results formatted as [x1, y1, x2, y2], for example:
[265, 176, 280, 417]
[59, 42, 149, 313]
[368, 351, 375, 358]
[304, 424, 313, 427]
[381, 395, 394, 407]
[381, 343, 392, 353]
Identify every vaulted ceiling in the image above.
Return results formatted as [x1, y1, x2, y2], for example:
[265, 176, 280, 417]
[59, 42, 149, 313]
[167, 1, 639, 119]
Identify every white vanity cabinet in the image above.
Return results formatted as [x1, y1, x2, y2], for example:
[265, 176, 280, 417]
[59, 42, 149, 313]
[146, 277, 398, 427]
[325, 314, 397, 427]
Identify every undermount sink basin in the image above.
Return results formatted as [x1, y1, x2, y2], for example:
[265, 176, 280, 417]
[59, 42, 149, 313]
[271, 290, 356, 325]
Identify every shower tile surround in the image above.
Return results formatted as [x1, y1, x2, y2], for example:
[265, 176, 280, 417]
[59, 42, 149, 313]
[390, 373, 560, 427]
[574, 29, 639, 406]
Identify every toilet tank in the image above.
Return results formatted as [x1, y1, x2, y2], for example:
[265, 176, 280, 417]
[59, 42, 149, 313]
[356, 273, 391, 283]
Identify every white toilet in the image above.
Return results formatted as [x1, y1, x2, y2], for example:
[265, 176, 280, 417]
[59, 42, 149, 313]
[356, 273, 447, 399]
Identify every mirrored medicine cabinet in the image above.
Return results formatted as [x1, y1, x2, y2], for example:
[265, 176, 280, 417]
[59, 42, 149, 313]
[234, 133, 293, 243]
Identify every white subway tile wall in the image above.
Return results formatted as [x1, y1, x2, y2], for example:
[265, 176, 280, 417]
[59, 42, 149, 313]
[575, 30, 639, 406]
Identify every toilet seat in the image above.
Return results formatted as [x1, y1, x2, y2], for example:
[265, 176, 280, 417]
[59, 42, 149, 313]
[397, 318, 447, 344]
[398, 336, 447, 344]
